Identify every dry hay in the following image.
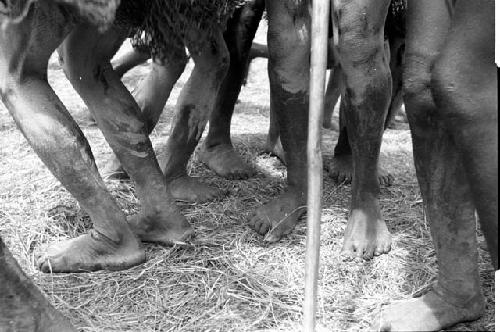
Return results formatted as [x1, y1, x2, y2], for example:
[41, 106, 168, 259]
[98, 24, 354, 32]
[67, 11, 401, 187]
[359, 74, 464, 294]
[0, 29, 495, 331]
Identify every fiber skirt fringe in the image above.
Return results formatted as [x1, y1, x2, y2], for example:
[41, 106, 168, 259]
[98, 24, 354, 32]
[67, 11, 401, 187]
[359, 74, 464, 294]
[118, 0, 246, 62]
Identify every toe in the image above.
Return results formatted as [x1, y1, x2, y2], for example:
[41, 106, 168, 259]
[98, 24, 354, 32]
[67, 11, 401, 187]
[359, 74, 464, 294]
[383, 241, 391, 254]
[340, 244, 356, 260]
[363, 246, 376, 260]
[387, 174, 395, 186]
[263, 231, 281, 243]
[257, 219, 271, 236]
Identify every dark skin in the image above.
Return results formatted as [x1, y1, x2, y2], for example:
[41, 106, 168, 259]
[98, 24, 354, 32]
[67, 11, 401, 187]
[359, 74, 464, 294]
[266, 9, 406, 185]
[250, 0, 392, 259]
[371, 0, 498, 330]
[103, 0, 266, 187]
[0, 237, 76, 331]
[198, 0, 265, 180]
[0, 1, 192, 273]
[160, 26, 231, 202]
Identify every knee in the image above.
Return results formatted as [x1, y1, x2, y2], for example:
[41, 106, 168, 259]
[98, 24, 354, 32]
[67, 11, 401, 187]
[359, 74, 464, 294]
[402, 53, 435, 116]
[192, 38, 230, 78]
[430, 54, 495, 125]
[58, 42, 100, 88]
[267, 20, 310, 94]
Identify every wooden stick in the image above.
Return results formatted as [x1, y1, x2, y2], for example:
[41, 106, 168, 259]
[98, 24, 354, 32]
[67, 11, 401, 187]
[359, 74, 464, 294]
[304, 0, 329, 331]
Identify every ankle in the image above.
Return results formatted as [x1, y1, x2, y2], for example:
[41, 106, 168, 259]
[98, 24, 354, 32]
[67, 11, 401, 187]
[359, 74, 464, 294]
[433, 281, 485, 311]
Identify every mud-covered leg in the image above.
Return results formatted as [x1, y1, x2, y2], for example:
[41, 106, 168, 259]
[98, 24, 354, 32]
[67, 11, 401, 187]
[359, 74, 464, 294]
[335, 0, 392, 259]
[161, 28, 229, 202]
[431, 0, 497, 268]
[59, 24, 193, 245]
[0, 238, 75, 331]
[372, 1, 493, 330]
[103, 52, 188, 181]
[199, 0, 265, 180]
[248, 0, 309, 242]
[327, 37, 394, 187]
[0, 5, 144, 273]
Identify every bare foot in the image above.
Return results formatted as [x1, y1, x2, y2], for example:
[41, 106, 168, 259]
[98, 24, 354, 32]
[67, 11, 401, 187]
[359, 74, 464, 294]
[264, 136, 286, 164]
[326, 154, 394, 186]
[127, 210, 194, 245]
[168, 176, 224, 203]
[101, 155, 129, 180]
[341, 208, 391, 259]
[249, 190, 306, 242]
[199, 144, 255, 180]
[36, 230, 145, 273]
[370, 284, 485, 331]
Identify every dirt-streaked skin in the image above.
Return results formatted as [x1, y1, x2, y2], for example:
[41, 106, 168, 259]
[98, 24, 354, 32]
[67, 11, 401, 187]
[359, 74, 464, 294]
[0, 1, 192, 273]
[251, 0, 393, 261]
[371, 1, 498, 330]
[0, 238, 76, 331]
[103, 0, 265, 185]
[199, 0, 265, 180]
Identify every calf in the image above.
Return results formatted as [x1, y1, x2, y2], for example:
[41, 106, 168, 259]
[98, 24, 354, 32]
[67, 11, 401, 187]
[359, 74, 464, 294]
[371, 0, 498, 330]
[0, 0, 193, 273]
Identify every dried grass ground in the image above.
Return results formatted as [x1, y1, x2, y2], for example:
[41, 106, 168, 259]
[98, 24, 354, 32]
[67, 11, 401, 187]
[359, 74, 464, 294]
[0, 24, 495, 331]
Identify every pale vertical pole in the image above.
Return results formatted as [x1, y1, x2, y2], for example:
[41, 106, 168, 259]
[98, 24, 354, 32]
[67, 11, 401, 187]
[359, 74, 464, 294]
[303, 0, 329, 331]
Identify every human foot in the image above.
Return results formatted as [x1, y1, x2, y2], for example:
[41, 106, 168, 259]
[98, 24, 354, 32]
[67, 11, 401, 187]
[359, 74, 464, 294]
[199, 143, 255, 180]
[341, 208, 391, 259]
[168, 176, 224, 203]
[326, 154, 394, 186]
[101, 155, 129, 180]
[127, 210, 194, 245]
[36, 230, 145, 273]
[370, 284, 485, 331]
[249, 190, 306, 242]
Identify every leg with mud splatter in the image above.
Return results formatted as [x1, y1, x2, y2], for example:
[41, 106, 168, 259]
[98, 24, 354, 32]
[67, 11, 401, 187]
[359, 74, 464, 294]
[0, 3, 144, 272]
[103, 51, 188, 181]
[59, 23, 193, 247]
[248, 0, 310, 242]
[372, 1, 497, 330]
[199, 0, 265, 180]
[327, 37, 395, 187]
[334, 0, 392, 259]
[161, 27, 230, 202]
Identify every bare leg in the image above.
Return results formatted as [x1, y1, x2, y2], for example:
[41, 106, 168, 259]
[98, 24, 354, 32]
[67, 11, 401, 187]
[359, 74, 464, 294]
[199, 0, 265, 180]
[0, 238, 75, 331]
[248, 0, 309, 242]
[103, 53, 188, 181]
[264, 91, 286, 163]
[385, 36, 405, 129]
[327, 37, 394, 188]
[334, 0, 392, 259]
[112, 44, 151, 78]
[59, 23, 193, 245]
[162, 28, 230, 202]
[372, 1, 496, 330]
[0, 3, 144, 272]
